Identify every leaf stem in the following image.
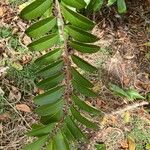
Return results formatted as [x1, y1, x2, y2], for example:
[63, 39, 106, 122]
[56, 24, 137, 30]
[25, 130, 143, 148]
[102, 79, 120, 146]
[55, 0, 71, 109]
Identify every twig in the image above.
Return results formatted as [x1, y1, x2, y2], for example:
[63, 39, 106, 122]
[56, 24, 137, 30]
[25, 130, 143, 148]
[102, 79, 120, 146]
[4, 99, 31, 129]
[106, 101, 149, 116]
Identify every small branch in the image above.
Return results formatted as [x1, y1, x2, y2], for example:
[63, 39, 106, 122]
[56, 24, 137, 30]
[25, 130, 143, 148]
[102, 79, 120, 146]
[4, 99, 31, 129]
[106, 101, 149, 116]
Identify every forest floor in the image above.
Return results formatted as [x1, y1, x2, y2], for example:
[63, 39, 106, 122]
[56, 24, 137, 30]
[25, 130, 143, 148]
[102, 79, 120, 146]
[0, 0, 150, 150]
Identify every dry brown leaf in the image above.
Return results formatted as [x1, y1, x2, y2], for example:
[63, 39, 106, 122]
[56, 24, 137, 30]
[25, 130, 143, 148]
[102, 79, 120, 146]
[16, 104, 31, 113]
[128, 136, 136, 150]
[0, 113, 11, 121]
[22, 35, 31, 45]
[0, 7, 4, 17]
[120, 140, 128, 149]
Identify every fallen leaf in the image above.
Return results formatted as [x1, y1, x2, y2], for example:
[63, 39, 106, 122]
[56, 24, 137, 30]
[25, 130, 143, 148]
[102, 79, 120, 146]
[22, 35, 31, 45]
[120, 140, 128, 149]
[123, 111, 130, 123]
[16, 104, 31, 113]
[0, 113, 11, 121]
[0, 7, 4, 17]
[128, 136, 136, 150]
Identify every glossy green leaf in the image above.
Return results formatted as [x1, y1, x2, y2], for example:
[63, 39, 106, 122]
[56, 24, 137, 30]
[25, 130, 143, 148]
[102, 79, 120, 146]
[62, 6, 94, 31]
[87, 0, 103, 12]
[40, 109, 63, 125]
[71, 106, 99, 129]
[65, 116, 86, 140]
[61, 0, 86, 9]
[34, 86, 65, 106]
[37, 60, 64, 77]
[66, 25, 99, 43]
[28, 33, 59, 51]
[117, 0, 126, 13]
[25, 17, 56, 38]
[20, 0, 52, 20]
[53, 132, 70, 150]
[37, 72, 64, 90]
[72, 80, 97, 97]
[35, 99, 63, 116]
[62, 124, 75, 141]
[71, 67, 93, 88]
[70, 41, 100, 53]
[109, 83, 129, 98]
[71, 55, 97, 72]
[46, 140, 54, 150]
[126, 89, 144, 100]
[107, 0, 117, 6]
[23, 135, 48, 150]
[35, 48, 62, 66]
[95, 143, 106, 150]
[27, 123, 55, 137]
[31, 124, 44, 129]
[72, 94, 102, 115]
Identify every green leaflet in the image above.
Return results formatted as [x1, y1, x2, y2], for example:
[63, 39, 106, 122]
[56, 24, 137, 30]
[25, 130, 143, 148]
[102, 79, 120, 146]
[107, 0, 117, 6]
[70, 106, 99, 129]
[62, 124, 75, 141]
[126, 89, 144, 100]
[46, 140, 54, 150]
[35, 99, 64, 116]
[53, 132, 70, 150]
[25, 17, 56, 38]
[20, 0, 52, 20]
[70, 41, 100, 53]
[117, 0, 126, 13]
[37, 60, 64, 77]
[34, 86, 65, 106]
[65, 25, 99, 43]
[61, 0, 86, 9]
[28, 33, 59, 51]
[40, 109, 63, 125]
[71, 54, 97, 73]
[31, 124, 44, 129]
[35, 48, 62, 66]
[65, 116, 86, 140]
[72, 94, 102, 115]
[27, 123, 55, 137]
[87, 0, 103, 12]
[71, 67, 93, 88]
[62, 6, 95, 31]
[109, 83, 129, 98]
[37, 72, 64, 90]
[95, 143, 106, 150]
[72, 80, 97, 97]
[23, 135, 48, 150]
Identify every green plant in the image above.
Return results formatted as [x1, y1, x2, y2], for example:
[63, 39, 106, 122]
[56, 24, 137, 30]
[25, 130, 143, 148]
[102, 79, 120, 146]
[86, 0, 127, 13]
[8, 36, 24, 51]
[7, 64, 37, 94]
[0, 88, 5, 113]
[128, 117, 150, 150]
[8, 0, 27, 7]
[107, 0, 126, 13]
[109, 83, 145, 100]
[0, 26, 12, 38]
[20, 0, 102, 149]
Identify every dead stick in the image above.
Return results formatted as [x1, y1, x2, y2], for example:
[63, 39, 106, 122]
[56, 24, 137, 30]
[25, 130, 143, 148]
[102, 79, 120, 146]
[106, 101, 149, 116]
